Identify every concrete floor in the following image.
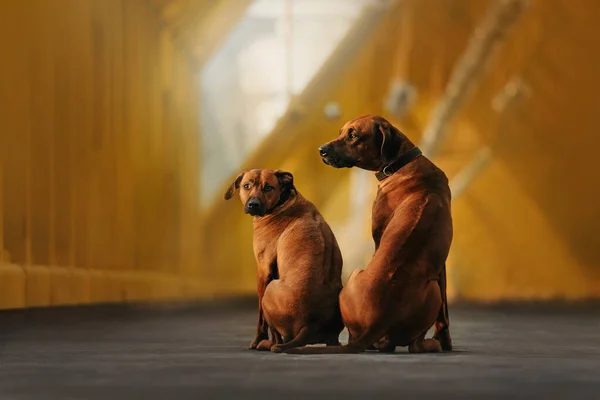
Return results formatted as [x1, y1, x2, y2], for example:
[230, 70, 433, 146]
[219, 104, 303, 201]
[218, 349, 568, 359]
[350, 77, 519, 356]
[1, 301, 599, 400]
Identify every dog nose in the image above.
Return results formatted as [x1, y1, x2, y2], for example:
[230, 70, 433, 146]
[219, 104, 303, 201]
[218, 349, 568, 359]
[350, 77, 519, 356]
[247, 199, 260, 209]
[319, 146, 329, 157]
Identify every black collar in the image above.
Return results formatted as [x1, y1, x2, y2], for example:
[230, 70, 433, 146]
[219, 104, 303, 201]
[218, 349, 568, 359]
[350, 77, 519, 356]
[265, 186, 294, 214]
[375, 147, 422, 181]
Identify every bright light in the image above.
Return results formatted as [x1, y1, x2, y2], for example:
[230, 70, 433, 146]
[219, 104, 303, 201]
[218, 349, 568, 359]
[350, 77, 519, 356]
[200, 0, 377, 206]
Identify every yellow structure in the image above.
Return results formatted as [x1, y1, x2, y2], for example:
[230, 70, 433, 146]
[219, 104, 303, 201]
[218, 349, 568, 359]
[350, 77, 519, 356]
[0, 0, 249, 308]
[1, 0, 599, 309]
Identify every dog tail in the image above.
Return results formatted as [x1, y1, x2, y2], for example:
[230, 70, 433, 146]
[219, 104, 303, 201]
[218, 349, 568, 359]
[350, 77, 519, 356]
[282, 328, 385, 355]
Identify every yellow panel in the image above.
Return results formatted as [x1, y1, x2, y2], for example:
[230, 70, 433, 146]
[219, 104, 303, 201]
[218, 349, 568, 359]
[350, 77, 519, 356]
[386, 0, 600, 300]
[0, 264, 26, 309]
[4, 0, 599, 309]
[451, 159, 596, 301]
[50, 267, 78, 306]
[24, 266, 52, 308]
[0, 0, 246, 309]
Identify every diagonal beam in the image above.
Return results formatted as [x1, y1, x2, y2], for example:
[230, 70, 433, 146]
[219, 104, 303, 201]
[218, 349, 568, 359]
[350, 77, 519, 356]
[189, 0, 253, 66]
[420, 0, 530, 159]
[166, 0, 215, 38]
[450, 76, 531, 199]
[159, 0, 252, 67]
[203, 0, 400, 217]
[449, 147, 493, 199]
[149, 0, 173, 13]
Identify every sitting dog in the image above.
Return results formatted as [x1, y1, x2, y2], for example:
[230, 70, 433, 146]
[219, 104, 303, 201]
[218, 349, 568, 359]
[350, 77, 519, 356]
[224, 169, 344, 352]
[284, 115, 453, 354]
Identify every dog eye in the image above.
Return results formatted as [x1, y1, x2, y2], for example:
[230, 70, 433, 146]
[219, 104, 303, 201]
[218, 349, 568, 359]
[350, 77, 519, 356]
[263, 185, 274, 192]
[243, 183, 251, 190]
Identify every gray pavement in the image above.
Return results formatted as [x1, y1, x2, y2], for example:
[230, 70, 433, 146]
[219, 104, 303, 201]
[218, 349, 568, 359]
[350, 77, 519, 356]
[1, 301, 599, 399]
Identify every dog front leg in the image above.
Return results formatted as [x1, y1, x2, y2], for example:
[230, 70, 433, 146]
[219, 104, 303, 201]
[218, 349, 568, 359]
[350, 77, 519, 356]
[249, 273, 270, 350]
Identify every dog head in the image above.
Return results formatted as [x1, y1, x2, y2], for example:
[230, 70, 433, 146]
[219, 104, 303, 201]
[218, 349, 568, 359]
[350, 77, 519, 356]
[224, 169, 295, 217]
[318, 115, 413, 171]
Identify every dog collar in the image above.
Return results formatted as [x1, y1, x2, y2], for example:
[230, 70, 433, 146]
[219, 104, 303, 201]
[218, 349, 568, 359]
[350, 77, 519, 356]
[375, 147, 422, 181]
[265, 187, 294, 215]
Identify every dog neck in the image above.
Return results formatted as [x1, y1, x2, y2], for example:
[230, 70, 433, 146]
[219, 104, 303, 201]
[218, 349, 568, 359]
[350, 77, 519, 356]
[270, 186, 294, 212]
[375, 147, 422, 182]
[254, 186, 297, 222]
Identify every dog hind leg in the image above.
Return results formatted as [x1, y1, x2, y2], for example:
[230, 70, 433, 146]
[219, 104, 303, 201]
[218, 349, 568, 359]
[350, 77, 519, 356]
[325, 334, 341, 346]
[271, 326, 312, 353]
[256, 327, 283, 350]
[321, 310, 344, 346]
[271, 327, 283, 345]
[433, 263, 452, 351]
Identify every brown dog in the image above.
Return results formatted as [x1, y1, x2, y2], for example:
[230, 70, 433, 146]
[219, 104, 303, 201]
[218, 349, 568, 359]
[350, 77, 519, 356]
[284, 115, 452, 354]
[224, 169, 344, 352]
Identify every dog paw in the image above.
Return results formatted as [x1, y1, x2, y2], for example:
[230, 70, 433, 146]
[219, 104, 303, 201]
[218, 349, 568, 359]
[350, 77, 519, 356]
[428, 339, 443, 353]
[249, 334, 269, 350]
[256, 340, 274, 351]
[270, 345, 284, 353]
[408, 338, 442, 354]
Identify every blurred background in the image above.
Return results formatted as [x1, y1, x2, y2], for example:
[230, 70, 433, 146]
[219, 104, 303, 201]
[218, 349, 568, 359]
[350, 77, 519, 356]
[1, 0, 600, 311]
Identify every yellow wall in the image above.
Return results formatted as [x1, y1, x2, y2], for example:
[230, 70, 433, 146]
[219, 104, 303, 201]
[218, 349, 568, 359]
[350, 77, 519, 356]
[386, 0, 600, 301]
[206, 0, 600, 303]
[2, 0, 598, 309]
[0, 0, 226, 309]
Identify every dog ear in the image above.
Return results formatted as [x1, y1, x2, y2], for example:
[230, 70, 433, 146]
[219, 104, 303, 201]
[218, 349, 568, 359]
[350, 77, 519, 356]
[275, 170, 294, 190]
[224, 171, 245, 200]
[377, 122, 401, 164]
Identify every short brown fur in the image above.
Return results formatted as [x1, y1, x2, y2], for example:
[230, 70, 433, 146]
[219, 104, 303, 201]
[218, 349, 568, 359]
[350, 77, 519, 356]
[224, 169, 344, 352]
[287, 115, 452, 354]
